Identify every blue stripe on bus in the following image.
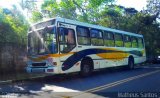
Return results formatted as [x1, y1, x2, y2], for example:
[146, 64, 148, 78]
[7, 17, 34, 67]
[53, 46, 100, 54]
[62, 48, 143, 71]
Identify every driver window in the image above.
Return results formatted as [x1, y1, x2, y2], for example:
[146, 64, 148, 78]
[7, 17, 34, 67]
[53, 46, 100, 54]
[67, 29, 75, 44]
[59, 27, 76, 53]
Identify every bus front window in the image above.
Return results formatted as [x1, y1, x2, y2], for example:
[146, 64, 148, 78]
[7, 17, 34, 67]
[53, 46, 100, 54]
[28, 26, 57, 55]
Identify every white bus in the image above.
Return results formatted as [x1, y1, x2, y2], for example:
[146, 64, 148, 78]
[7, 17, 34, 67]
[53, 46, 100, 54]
[26, 17, 146, 76]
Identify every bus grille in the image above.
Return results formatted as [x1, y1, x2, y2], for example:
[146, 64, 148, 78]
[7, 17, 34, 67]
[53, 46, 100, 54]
[32, 62, 46, 67]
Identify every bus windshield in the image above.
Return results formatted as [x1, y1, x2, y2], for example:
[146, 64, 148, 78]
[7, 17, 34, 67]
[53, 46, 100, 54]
[28, 27, 57, 56]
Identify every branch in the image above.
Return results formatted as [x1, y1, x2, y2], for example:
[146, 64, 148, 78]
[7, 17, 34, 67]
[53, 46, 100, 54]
[72, 0, 86, 15]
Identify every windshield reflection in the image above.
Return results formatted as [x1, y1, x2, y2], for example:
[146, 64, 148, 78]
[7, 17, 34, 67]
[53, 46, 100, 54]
[28, 27, 57, 55]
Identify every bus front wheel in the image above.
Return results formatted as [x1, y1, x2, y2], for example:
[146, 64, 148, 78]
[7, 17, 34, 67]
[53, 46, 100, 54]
[80, 60, 93, 77]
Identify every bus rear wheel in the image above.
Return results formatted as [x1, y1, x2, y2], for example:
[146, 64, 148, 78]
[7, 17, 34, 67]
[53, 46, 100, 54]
[127, 57, 134, 70]
[80, 61, 92, 77]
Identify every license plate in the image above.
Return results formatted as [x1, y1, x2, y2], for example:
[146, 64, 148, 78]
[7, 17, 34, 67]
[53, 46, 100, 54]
[31, 69, 44, 73]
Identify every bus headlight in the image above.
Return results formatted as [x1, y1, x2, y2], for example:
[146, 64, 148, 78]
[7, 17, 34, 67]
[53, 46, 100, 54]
[47, 57, 57, 66]
[53, 62, 57, 66]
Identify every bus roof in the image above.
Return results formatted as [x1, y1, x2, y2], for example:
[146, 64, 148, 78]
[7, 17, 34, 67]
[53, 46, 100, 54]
[33, 17, 143, 37]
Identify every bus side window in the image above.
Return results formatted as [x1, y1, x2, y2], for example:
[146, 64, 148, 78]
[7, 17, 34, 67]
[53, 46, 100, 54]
[90, 29, 103, 46]
[115, 33, 123, 47]
[103, 31, 115, 47]
[124, 35, 131, 47]
[138, 37, 144, 48]
[77, 26, 90, 45]
[131, 37, 138, 48]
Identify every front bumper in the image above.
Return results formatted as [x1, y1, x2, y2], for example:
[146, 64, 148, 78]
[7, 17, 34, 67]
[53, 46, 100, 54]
[26, 66, 58, 74]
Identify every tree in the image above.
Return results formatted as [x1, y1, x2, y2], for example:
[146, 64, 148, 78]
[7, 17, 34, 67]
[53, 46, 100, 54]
[0, 7, 28, 45]
[145, 0, 160, 20]
[41, 0, 115, 23]
[0, 6, 29, 73]
[30, 11, 43, 22]
[20, 0, 43, 23]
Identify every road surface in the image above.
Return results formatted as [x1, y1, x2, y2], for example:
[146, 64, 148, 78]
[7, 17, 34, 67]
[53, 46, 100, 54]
[0, 64, 160, 98]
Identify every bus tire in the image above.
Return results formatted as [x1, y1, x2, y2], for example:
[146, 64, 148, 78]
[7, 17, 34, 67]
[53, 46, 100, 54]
[127, 57, 134, 70]
[80, 59, 93, 77]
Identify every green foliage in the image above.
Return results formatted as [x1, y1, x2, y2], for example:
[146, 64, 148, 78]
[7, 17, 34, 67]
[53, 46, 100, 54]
[141, 23, 160, 55]
[41, 0, 77, 19]
[31, 11, 43, 23]
[41, 0, 115, 23]
[0, 7, 29, 45]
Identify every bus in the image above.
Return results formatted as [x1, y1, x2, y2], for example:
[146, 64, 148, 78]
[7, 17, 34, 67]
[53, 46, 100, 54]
[26, 17, 146, 76]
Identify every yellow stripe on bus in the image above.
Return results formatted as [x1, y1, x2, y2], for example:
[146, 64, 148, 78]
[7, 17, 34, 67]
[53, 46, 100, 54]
[29, 52, 75, 62]
[96, 53, 129, 61]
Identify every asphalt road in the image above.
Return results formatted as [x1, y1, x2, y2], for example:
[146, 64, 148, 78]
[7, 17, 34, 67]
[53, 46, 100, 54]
[0, 64, 160, 98]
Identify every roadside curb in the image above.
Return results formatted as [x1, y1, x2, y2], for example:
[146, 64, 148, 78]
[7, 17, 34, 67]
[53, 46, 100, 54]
[0, 75, 50, 85]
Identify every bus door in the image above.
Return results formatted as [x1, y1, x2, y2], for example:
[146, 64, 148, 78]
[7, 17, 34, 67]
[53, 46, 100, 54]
[58, 22, 77, 73]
